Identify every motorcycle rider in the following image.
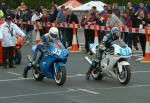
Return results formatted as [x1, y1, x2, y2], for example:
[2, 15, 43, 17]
[86, 27, 126, 79]
[23, 27, 59, 78]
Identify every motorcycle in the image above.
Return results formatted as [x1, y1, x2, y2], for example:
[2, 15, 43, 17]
[85, 40, 132, 85]
[14, 36, 23, 65]
[26, 40, 69, 86]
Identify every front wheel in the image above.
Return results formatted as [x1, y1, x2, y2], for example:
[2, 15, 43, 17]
[32, 67, 44, 81]
[91, 68, 103, 80]
[117, 65, 131, 85]
[54, 66, 66, 86]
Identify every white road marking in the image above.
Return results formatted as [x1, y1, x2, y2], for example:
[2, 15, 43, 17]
[67, 74, 85, 78]
[78, 88, 100, 95]
[93, 84, 150, 91]
[0, 74, 85, 82]
[0, 89, 79, 99]
[68, 88, 77, 91]
[0, 78, 33, 82]
[6, 69, 150, 78]
[7, 72, 22, 76]
[1, 70, 150, 82]
[132, 70, 150, 74]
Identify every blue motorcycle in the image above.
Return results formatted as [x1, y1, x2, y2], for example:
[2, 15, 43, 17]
[26, 40, 69, 86]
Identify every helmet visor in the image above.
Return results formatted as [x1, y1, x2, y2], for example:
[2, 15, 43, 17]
[50, 33, 58, 39]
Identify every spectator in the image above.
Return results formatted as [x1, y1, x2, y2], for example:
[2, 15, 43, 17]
[56, 5, 65, 23]
[16, 1, 27, 19]
[84, 6, 97, 54]
[122, 10, 133, 49]
[66, 9, 79, 48]
[96, 12, 106, 42]
[39, 4, 44, 11]
[0, 16, 25, 68]
[138, 3, 148, 16]
[126, 2, 139, 50]
[22, 8, 34, 45]
[41, 9, 49, 34]
[126, 2, 135, 16]
[106, 7, 123, 28]
[51, 5, 58, 22]
[31, 6, 43, 36]
[101, 5, 109, 22]
[81, 13, 89, 53]
[134, 10, 150, 61]
[56, 5, 67, 47]
[112, 3, 120, 18]
[0, 2, 9, 16]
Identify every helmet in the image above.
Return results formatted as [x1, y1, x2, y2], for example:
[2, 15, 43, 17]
[111, 27, 120, 40]
[48, 27, 59, 40]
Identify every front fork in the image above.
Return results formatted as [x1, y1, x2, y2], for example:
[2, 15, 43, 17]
[87, 49, 103, 75]
[26, 55, 41, 73]
[86, 60, 99, 79]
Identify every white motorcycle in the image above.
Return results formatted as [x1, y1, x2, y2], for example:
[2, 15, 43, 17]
[85, 41, 132, 85]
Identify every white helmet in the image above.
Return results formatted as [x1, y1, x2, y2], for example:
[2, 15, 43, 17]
[49, 27, 59, 40]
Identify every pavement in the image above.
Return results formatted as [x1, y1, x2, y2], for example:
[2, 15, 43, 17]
[0, 45, 150, 103]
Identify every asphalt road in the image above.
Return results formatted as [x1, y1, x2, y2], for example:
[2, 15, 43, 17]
[0, 45, 150, 103]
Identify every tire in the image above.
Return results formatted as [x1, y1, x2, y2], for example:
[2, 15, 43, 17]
[15, 49, 21, 65]
[91, 68, 103, 80]
[54, 66, 66, 86]
[117, 65, 131, 85]
[32, 67, 44, 81]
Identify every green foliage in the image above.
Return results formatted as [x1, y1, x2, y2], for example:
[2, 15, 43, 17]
[0, 0, 150, 9]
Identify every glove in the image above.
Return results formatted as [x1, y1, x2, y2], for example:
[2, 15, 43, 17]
[99, 43, 106, 50]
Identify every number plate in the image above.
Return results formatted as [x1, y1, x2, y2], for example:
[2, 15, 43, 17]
[52, 48, 61, 56]
[120, 48, 130, 56]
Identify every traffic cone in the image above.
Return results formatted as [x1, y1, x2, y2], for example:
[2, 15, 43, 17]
[35, 22, 41, 44]
[94, 22, 99, 44]
[69, 22, 80, 52]
[141, 26, 150, 63]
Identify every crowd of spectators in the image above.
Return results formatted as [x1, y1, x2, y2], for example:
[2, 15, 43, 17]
[81, 2, 150, 61]
[0, 1, 150, 61]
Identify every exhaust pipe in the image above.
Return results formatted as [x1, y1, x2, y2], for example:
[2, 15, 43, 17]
[85, 56, 92, 65]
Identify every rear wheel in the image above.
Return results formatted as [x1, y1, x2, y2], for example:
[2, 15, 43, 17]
[54, 66, 66, 86]
[117, 65, 131, 85]
[32, 67, 44, 81]
[91, 68, 103, 80]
